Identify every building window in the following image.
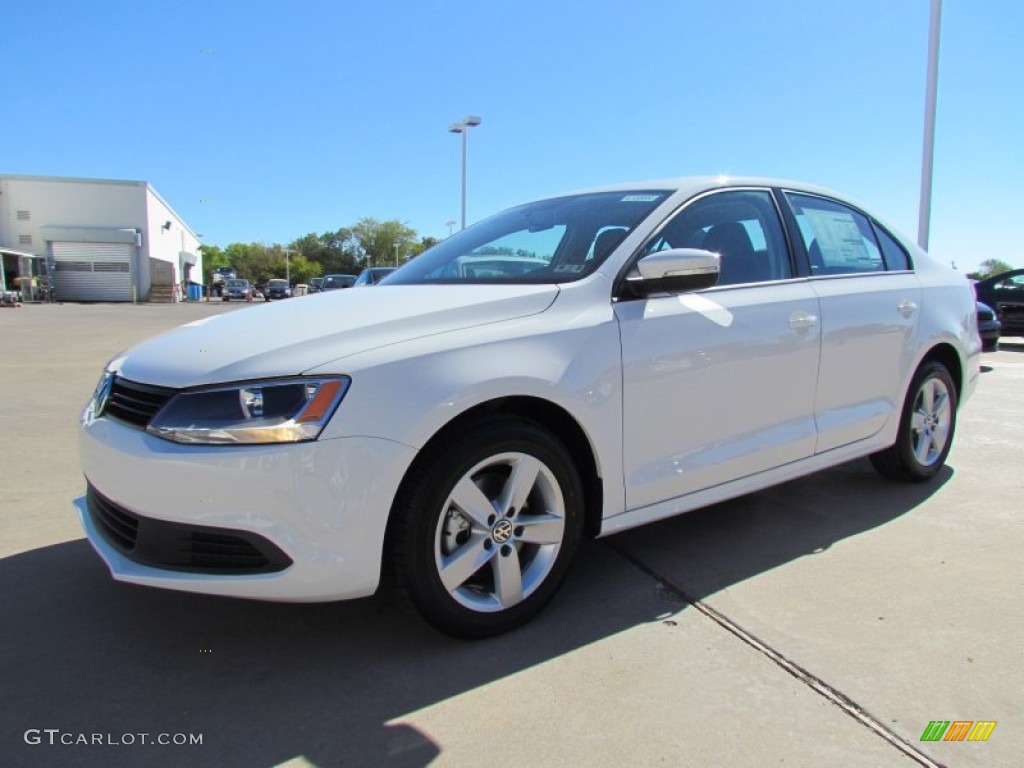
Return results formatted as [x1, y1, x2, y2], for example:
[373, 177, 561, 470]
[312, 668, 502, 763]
[17, 210, 31, 221]
[19, 234, 32, 245]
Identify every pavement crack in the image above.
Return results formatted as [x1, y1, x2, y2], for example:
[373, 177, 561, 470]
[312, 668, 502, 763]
[603, 539, 947, 768]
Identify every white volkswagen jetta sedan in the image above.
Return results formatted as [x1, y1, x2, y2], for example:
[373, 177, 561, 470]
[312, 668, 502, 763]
[76, 177, 980, 637]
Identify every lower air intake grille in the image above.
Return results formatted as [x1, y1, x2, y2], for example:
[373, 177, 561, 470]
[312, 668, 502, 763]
[86, 484, 292, 575]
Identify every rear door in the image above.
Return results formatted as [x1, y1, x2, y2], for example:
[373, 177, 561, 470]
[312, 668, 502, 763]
[782, 191, 921, 453]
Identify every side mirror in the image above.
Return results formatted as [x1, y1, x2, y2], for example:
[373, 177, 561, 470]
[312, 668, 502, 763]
[627, 248, 720, 296]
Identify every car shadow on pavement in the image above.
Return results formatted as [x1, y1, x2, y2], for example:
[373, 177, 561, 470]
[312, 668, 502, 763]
[0, 459, 949, 768]
[606, 458, 952, 601]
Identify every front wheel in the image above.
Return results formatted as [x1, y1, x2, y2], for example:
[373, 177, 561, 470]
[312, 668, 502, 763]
[870, 361, 957, 482]
[390, 417, 584, 638]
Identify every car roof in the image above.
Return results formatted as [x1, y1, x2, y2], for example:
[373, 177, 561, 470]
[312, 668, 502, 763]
[563, 175, 853, 203]
[978, 268, 1024, 285]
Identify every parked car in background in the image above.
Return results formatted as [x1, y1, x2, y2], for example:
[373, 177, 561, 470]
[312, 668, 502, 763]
[353, 267, 397, 287]
[976, 301, 1001, 351]
[76, 176, 979, 638]
[973, 269, 1024, 335]
[212, 267, 237, 297]
[321, 274, 356, 291]
[264, 279, 292, 301]
[309, 277, 325, 293]
[222, 278, 254, 302]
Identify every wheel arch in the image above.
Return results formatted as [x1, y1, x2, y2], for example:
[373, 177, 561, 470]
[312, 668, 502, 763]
[918, 342, 964, 404]
[383, 396, 605, 575]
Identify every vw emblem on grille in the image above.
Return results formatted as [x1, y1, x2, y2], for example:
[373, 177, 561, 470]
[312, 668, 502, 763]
[492, 519, 514, 544]
[95, 374, 113, 417]
[83, 372, 114, 425]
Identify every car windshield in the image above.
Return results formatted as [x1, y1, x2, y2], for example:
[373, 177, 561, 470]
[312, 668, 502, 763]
[385, 190, 670, 285]
[267, 280, 288, 288]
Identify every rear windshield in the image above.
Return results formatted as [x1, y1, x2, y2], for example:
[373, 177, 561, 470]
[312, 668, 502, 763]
[385, 191, 670, 285]
[323, 275, 355, 288]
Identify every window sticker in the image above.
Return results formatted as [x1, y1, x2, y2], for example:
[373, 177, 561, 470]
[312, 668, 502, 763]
[553, 264, 585, 273]
[804, 209, 869, 266]
[621, 194, 661, 202]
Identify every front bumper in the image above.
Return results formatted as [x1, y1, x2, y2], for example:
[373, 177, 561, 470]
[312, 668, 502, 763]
[77, 416, 417, 602]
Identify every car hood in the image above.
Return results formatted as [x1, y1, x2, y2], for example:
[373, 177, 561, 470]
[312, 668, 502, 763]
[114, 284, 560, 388]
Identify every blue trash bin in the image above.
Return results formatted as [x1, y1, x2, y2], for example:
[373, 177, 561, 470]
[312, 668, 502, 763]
[187, 283, 202, 302]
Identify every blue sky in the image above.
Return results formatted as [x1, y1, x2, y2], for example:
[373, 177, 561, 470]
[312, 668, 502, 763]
[4, 0, 1021, 271]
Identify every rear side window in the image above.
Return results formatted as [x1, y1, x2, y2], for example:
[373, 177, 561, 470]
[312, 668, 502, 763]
[786, 193, 886, 275]
[873, 224, 912, 271]
[995, 275, 1024, 289]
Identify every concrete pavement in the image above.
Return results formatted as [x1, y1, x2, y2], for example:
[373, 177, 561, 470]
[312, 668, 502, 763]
[1, 302, 1020, 767]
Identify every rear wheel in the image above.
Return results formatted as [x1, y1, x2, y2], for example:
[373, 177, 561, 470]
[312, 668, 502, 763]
[870, 361, 957, 482]
[391, 416, 583, 638]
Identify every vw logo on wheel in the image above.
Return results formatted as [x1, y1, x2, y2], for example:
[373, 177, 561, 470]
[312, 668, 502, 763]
[491, 519, 514, 544]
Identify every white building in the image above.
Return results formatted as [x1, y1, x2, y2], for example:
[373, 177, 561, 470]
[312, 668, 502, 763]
[0, 174, 201, 302]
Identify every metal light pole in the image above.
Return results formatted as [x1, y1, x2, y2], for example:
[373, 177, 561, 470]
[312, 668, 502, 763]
[918, 0, 942, 250]
[284, 249, 291, 285]
[449, 115, 482, 230]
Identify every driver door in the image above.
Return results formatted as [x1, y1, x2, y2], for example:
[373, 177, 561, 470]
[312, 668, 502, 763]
[616, 189, 821, 510]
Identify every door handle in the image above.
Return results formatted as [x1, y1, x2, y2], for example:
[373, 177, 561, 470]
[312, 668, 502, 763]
[789, 310, 818, 330]
[898, 299, 918, 318]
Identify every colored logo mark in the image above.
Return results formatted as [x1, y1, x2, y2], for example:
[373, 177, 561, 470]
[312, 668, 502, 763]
[920, 720, 996, 742]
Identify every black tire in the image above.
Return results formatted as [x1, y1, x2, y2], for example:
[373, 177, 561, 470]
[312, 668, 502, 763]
[870, 361, 957, 482]
[390, 416, 584, 638]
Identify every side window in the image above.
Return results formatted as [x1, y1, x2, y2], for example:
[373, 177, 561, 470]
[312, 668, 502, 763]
[786, 193, 885, 275]
[642, 190, 791, 286]
[873, 224, 912, 271]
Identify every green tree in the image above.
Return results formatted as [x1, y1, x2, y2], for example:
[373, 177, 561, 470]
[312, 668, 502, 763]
[410, 236, 440, 258]
[284, 254, 322, 285]
[350, 218, 418, 267]
[290, 230, 359, 275]
[224, 242, 278, 285]
[199, 244, 229, 286]
[972, 258, 1014, 280]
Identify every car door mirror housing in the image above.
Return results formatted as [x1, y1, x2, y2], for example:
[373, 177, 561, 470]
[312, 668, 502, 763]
[628, 249, 720, 296]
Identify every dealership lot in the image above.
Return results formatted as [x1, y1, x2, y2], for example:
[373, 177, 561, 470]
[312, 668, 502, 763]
[1, 302, 1021, 767]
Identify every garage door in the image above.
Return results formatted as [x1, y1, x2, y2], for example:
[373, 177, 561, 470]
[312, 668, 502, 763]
[51, 242, 135, 301]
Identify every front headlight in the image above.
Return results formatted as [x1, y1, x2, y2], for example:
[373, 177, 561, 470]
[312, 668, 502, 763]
[147, 377, 349, 445]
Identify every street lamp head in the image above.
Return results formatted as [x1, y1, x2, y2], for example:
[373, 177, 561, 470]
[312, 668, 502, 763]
[449, 124, 464, 134]
[464, 115, 482, 127]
